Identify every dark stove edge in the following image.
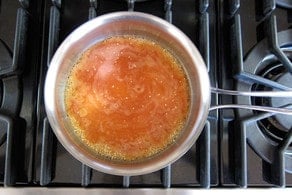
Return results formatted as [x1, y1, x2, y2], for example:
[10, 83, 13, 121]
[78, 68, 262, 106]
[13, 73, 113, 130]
[0, 187, 291, 195]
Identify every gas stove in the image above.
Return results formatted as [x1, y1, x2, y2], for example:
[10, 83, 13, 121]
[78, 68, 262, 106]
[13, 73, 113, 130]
[0, 0, 291, 191]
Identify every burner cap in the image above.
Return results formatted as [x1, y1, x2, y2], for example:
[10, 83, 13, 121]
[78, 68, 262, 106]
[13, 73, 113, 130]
[270, 73, 292, 130]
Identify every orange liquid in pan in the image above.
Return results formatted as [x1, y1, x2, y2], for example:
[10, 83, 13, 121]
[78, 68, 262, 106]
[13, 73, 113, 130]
[65, 36, 190, 161]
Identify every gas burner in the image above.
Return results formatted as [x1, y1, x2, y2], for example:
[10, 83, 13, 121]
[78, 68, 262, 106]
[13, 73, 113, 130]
[253, 64, 291, 142]
[276, 0, 292, 9]
[269, 68, 292, 130]
[236, 29, 292, 173]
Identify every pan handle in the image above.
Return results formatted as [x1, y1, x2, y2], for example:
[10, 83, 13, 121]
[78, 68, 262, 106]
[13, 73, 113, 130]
[210, 87, 292, 115]
[211, 87, 292, 97]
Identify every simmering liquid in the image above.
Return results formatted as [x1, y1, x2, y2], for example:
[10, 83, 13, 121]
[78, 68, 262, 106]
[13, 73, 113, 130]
[65, 36, 190, 161]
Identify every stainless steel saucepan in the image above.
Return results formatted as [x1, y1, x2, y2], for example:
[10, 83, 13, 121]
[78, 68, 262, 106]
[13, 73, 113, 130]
[44, 12, 292, 176]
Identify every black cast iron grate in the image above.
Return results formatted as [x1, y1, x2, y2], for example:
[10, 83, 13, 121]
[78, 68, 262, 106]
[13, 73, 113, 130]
[0, 0, 41, 186]
[219, 0, 292, 188]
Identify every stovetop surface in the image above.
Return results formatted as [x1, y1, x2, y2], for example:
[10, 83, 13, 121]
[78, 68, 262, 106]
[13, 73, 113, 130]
[0, 0, 291, 188]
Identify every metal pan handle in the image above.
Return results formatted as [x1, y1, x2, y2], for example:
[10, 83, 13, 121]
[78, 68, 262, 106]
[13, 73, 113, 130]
[210, 87, 292, 115]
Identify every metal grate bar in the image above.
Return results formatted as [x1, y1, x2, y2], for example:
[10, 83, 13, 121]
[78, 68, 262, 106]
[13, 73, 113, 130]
[47, 6, 60, 67]
[271, 128, 292, 187]
[18, 0, 29, 9]
[198, 122, 211, 188]
[236, 72, 292, 91]
[276, 0, 292, 9]
[13, 7, 29, 74]
[40, 118, 54, 186]
[81, 164, 91, 187]
[236, 122, 247, 188]
[2, 114, 15, 186]
[199, 0, 209, 13]
[161, 165, 171, 188]
[240, 105, 292, 187]
[2, 107, 24, 187]
[199, 12, 210, 71]
[1, 76, 21, 116]
[198, 0, 211, 188]
[0, 8, 28, 77]
[229, 7, 291, 91]
[227, 0, 240, 16]
[52, 0, 62, 8]
[88, 7, 97, 20]
[0, 38, 13, 74]
[40, 1, 61, 185]
[266, 15, 292, 73]
[127, 0, 135, 11]
[262, 0, 276, 16]
[164, 0, 172, 23]
[89, 0, 98, 19]
[123, 176, 130, 188]
[229, 14, 247, 188]
[230, 14, 244, 76]
[89, 0, 98, 9]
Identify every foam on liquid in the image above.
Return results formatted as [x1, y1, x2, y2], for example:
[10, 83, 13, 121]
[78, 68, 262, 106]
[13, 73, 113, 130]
[65, 36, 190, 161]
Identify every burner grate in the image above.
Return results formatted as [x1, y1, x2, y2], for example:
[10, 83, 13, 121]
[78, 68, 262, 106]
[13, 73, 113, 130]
[0, 0, 42, 186]
[219, 0, 292, 188]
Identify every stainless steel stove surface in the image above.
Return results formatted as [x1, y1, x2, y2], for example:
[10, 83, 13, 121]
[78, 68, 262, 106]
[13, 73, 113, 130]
[0, 0, 291, 191]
